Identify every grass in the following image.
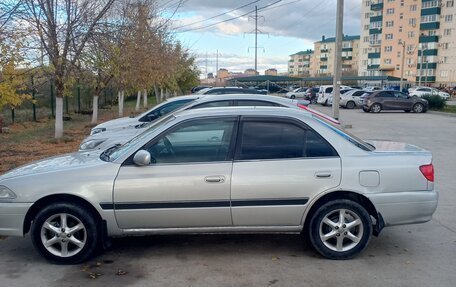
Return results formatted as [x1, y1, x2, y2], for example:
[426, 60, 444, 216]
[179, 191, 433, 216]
[441, 105, 456, 114]
[0, 96, 157, 174]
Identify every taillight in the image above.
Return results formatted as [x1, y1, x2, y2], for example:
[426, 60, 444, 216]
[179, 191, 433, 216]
[420, 164, 434, 182]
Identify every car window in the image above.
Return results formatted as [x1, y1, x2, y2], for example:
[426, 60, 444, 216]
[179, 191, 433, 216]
[236, 119, 338, 160]
[353, 91, 364, 97]
[191, 100, 232, 108]
[236, 100, 279, 107]
[139, 99, 193, 122]
[376, 91, 394, 98]
[394, 92, 408, 99]
[147, 118, 236, 164]
[325, 87, 333, 93]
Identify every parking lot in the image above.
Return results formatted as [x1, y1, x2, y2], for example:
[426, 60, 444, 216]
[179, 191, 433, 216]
[1, 106, 455, 287]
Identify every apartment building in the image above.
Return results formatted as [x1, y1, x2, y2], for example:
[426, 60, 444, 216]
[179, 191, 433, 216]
[287, 36, 360, 77]
[359, 0, 456, 86]
[288, 50, 314, 77]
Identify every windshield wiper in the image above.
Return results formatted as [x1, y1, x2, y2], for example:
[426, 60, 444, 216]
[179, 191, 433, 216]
[100, 144, 122, 161]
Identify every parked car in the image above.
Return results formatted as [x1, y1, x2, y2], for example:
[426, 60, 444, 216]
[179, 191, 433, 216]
[363, 86, 382, 92]
[304, 87, 320, 104]
[80, 94, 328, 152]
[190, 86, 212, 93]
[285, 87, 308, 99]
[326, 88, 354, 106]
[409, 87, 450, 100]
[90, 95, 199, 135]
[317, 85, 350, 106]
[0, 106, 437, 263]
[357, 91, 374, 106]
[362, 90, 429, 113]
[340, 89, 370, 109]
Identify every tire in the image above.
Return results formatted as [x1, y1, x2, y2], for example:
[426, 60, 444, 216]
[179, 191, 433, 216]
[290, 95, 296, 99]
[413, 103, 424, 113]
[362, 107, 370, 113]
[309, 200, 372, 260]
[324, 100, 328, 106]
[310, 98, 317, 104]
[404, 110, 411, 113]
[371, 103, 382, 113]
[31, 202, 99, 264]
[346, 101, 356, 109]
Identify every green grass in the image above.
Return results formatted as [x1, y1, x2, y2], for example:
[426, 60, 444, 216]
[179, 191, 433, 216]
[441, 105, 456, 113]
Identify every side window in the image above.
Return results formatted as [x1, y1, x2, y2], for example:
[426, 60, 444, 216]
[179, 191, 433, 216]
[204, 89, 222, 95]
[394, 92, 407, 98]
[353, 91, 364, 97]
[236, 100, 279, 107]
[377, 92, 393, 98]
[325, 87, 333, 94]
[147, 118, 236, 164]
[140, 100, 192, 122]
[191, 100, 232, 109]
[237, 120, 337, 160]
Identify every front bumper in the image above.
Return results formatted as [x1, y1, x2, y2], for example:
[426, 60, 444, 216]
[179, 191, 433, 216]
[367, 191, 438, 227]
[0, 202, 32, 236]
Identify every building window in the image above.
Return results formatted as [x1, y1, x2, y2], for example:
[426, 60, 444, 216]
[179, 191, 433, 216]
[364, 24, 369, 30]
[448, 1, 454, 8]
[407, 44, 414, 52]
[444, 29, 452, 36]
[444, 15, 453, 22]
[406, 58, 414, 65]
[409, 18, 416, 25]
[384, 46, 393, 52]
[428, 30, 437, 36]
[400, 13, 403, 19]
[384, 59, 392, 64]
[410, 4, 417, 11]
[441, 43, 449, 49]
[385, 21, 394, 27]
[363, 36, 369, 43]
[385, 33, 394, 40]
[386, 8, 395, 15]
[422, 1, 439, 8]
[407, 31, 415, 38]
[365, 12, 370, 19]
[421, 15, 438, 23]
[365, 1, 370, 7]
[440, 71, 448, 78]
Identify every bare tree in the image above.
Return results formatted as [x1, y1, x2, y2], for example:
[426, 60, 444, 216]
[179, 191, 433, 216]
[17, 0, 115, 138]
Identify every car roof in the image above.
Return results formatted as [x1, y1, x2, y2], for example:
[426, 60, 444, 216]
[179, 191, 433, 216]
[194, 94, 296, 105]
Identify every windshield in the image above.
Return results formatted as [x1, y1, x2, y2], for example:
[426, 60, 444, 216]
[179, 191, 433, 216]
[312, 116, 375, 151]
[195, 88, 211, 94]
[101, 114, 176, 162]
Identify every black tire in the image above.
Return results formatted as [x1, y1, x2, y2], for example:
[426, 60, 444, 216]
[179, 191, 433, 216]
[371, 103, 382, 113]
[404, 110, 411, 113]
[413, 103, 424, 113]
[310, 98, 317, 104]
[362, 107, 370, 113]
[346, 101, 356, 109]
[31, 202, 99, 264]
[290, 95, 296, 99]
[308, 200, 372, 260]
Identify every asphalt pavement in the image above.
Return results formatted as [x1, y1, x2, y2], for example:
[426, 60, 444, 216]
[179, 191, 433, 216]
[1, 106, 455, 287]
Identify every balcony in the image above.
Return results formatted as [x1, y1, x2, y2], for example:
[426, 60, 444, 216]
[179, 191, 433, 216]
[418, 49, 438, 56]
[369, 28, 382, 35]
[320, 49, 329, 53]
[368, 52, 381, 58]
[371, 2, 383, 11]
[420, 22, 440, 30]
[419, 35, 439, 43]
[320, 65, 328, 69]
[342, 47, 353, 52]
[367, 64, 380, 70]
[370, 15, 383, 23]
[417, 63, 437, 69]
[415, 76, 435, 83]
[421, 7, 441, 16]
[320, 57, 328, 61]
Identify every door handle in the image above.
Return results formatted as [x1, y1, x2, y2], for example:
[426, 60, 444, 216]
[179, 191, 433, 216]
[205, 176, 225, 183]
[315, 172, 332, 178]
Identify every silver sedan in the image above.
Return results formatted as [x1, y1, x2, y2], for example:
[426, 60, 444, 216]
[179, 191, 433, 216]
[0, 107, 438, 264]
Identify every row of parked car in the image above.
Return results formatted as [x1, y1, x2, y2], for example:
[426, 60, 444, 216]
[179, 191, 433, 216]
[286, 85, 452, 113]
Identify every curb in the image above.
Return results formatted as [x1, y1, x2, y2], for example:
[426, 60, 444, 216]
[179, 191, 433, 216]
[428, 110, 456, 117]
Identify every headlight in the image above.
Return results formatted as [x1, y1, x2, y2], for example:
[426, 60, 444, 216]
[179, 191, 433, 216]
[0, 186, 16, 200]
[90, 128, 106, 135]
[80, 139, 107, 150]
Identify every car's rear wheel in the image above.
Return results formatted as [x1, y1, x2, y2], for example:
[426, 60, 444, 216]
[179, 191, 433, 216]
[413, 103, 424, 113]
[310, 98, 317, 104]
[309, 200, 372, 260]
[346, 101, 356, 109]
[290, 95, 296, 99]
[371, 103, 382, 113]
[362, 107, 370, 112]
[31, 203, 99, 264]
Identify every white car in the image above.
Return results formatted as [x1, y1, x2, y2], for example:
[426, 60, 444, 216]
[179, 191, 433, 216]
[317, 85, 350, 106]
[339, 90, 370, 109]
[80, 94, 326, 152]
[409, 87, 450, 100]
[90, 95, 199, 135]
[286, 87, 308, 99]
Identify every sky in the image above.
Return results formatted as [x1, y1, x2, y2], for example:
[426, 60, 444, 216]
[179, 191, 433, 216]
[167, 0, 362, 75]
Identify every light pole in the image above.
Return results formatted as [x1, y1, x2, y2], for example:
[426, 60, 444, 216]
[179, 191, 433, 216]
[399, 40, 406, 92]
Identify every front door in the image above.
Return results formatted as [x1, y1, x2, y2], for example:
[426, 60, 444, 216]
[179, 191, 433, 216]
[113, 117, 238, 229]
[230, 117, 341, 227]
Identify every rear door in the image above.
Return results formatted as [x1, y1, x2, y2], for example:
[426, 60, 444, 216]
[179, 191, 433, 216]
[377, 91, 396, 109]
[393, 91, 413, 110]
[230, 117, 341, 226]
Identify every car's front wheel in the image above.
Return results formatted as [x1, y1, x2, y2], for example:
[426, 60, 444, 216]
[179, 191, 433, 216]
[346, 101, 356, 109]
[413, 103, 425, 113]
[309, 200, 372, 260]
[31, 202, 99, 264]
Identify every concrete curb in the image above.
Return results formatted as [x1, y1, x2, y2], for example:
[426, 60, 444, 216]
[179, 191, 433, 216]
[428, 110, 456, 117]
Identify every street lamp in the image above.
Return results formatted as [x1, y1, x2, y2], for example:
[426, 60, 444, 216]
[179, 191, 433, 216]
[398, 40, 406, 92]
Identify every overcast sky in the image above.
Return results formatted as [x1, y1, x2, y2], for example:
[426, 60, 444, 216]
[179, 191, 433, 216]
[168, 0, 361, 75]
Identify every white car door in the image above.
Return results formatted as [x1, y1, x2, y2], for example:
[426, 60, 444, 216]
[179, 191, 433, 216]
[112, 117, 238, 229]
[230, 117, 342, 227]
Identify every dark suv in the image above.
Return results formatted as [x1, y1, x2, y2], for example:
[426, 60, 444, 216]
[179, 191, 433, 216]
[363, 90, 428, 113]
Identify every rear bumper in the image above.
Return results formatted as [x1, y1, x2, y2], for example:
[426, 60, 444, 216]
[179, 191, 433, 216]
[366, 191, 438, 227]
[0, 202, 32, 237]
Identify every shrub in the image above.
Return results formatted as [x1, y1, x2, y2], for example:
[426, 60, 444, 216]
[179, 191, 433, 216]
[421, 94, 446, 110]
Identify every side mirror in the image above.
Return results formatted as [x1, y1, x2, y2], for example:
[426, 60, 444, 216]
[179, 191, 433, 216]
[147, 114, 158, 121]
[133, 150, 151, 166]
